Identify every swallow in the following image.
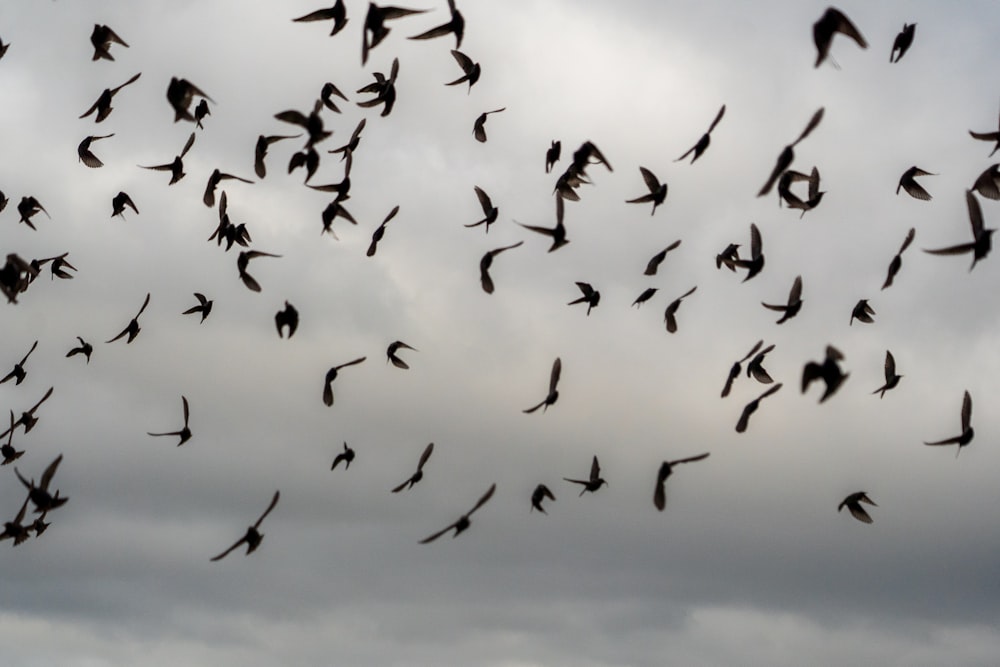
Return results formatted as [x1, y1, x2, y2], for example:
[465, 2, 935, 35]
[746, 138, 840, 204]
[356, 57, 400, 116]
[90, 24, 128, 61]
[568, 282, 600, 315]
[1, 254, 33, 303]
[419, 483, 495, 544]
[0, 37, 8, 60]
[746, 344, 776, 384]
[564, 456, 608, 496]
[391, 442, 434, 492]
[331, 442, 356, 470]
[881, 227, 915, 290]
[293, 1, 349, 37]
[924, 390, 973, 456]
[275, 301, 299, 338]
[721, 339, 763, 398]
[839, 492, 876, 524]
[643, 240, 681, 276]
[182, 293, 213, 323]
[762, 275, 802, 324]
[732, 223, 765, 282]
[276, 99, 332, 147]
[675, 104, 725, 164]
[479, 241, 523, 294]
[890, 23, 915, 63]
[254, 134, 302, 179]
[850, 299, 875, 325]
[17, 196, 49, 230]
[203, 169, 253, 208]
[367, 205, 400, 257]
[0, 496, 32, 546]
[813, 7, 867, 68]
[545, 140, 561, 173]
[735, 383, 782, 433]
[288, 146, 320, 184]
[923, 190, 994, 270]
[362, 4, 426, 65]
[530, 484, 556, 514]
[473, 108, 505, 143]
[516, 197, 569, 252]
[653, 453, 710, 511]
[554, 141, 613, 201]
[897, 166, 935, 201]
[148, 396, 192, 446]
[328, 118, 366, 159]
[445, 49, 479, 91]
[971, 164, 1000, 200]
[138, 132, 196, 185]
[872, 350, 902, 398]
[193, 98, 211, 129]
[0, 340, 38, 385]
[410, 0, 464, 48]
[207, 192, 252, 250]
[715, 243, 740, 271]
[321, 198, 357, 237]
[465, 186, 499, 232]
[387, 341, 417, 369]
[111, 191, 139, 219]
[166, 77, 213, 123]
[66, 336, 93, 363]
[626, 167, 668, 215]
[664, 286, 697, 333]
[802, 345, 849, 403]
[777, 167, 825, 217]
[631, 287, 658, 308]
[237, 250, 281, 292]
[1, 412, 24, 466]
[29, 512, 50, 538]
[106, 292, 150, 344]
[322, 357, 366, 406]
[79, 72, 141, 122]
[757, 107, 824, 197]
[316, 81, 348, 114]
[969, 101, 1000, 157]
[524, 357, 561, 414]
[30, 253, 76, 281]
[15, 453, 67, 514]
[210, 490, 280, 561]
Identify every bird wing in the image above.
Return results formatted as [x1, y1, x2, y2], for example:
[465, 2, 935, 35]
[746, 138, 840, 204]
[793, 107, 825, 146]
[788, 275, 802, 303]
[419, 521, 457, 544]
[590, 456, 601, 481]
[884, 351, 896, 380]
[672, 452, 711, 465]
[253, 490, 280, 529]
[450, 49, 475, 74]
[638, 166, 661, 193]
[416, 442, 434, 472]
[549, 358, 561, 394]
[39, 454, 62, 490]
[210, 536, 247, 561]
[961, 390, 972, 432]
[966, 189, 985, 239]
[466, 483, 497, 516]
[847, 503, 873, 524]
[707, 104, 726, 133]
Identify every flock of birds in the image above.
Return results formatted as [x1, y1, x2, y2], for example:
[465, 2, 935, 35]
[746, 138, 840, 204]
[1, 3, 998, 557]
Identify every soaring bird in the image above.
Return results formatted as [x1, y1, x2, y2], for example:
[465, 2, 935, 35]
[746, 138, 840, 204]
[735, 383, 782, 433]
[203, 169, 253, 208]
[210, 491, 280, 561]
[293, 1, 349, 37]
[762, 275, 802, 324]
[675, 104, 725, 164]
[473, 108, 505, 143]
[758, 107, 824, 197]
[465, 186, 499, 232]
[897, 166, 935, 201]
[890, 23, 916, 63]
[138, 132, 196, 184]
[111, 191, 139, 219]
[564, 456, 608, 496]
[15, 454, 67, 514]
[80, 72, 141, 122]
[849, 299, 875, 325]
[147, 396, 192, 446]
[969, 101, 1000, 157]
[524, 357, 561, 414]
[1, 340, 38, 385]
[567, 282, 600, 316]
[318, 81, 348, 113]
[167, 77, 213, 123]
[322, 357, 367, 406]
[813, 7, 867, 68]
[356, 57, 401, 116]
[802, 345, 849, 403]
[653, 453, 710, 511]
[872, 350, 902, 398]
[275, 302, 299, 338]
[419, 483, 496, 544]
[643, 240, 681, 276]
[545, 140, 561, 173]
[445, 49, 479, 91]
[716, 243, 741, 272]
[409, 0, 464, 48]
[663, 286, 697, 333]
[923, 190, 994, 270]
[237, 250, 282, 292]
[924, 390, 974, 456]
[254, 134, 301, 179]
[626, 167, 668, 215]
[106, 293, 150, 344]
[732, 223, 765, 282]
[479, 241, 523, 294]
[331, 442, 356, 470]
[90, 24, 128, 61]
[839, 492, 877, 524]
[391, 442, 434, 493]
[881, 227, 915, 290]
[386, 341, 417, 369]
[66, 336, 93, 363]
[362, 4, 426, 65]
[367, 205, 400, 256]
[530, 484, 556, 514]
[182, 293, 213, 323]
[721, 339, 763, 398]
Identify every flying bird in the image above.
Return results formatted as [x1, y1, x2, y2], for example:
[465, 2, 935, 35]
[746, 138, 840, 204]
[524, 357, 561, 414]
[545, 140, 561, 173]
[849, 299, 875, 325]
[147, 396, 192, 446]
[721, 339, 764, 398]
[203, 169, 253, 208]
[839, 492, 877, 524]
[923, 190, 994, 270]
[516, 196, 569, 252]
[802, 345, 849, 403]
[275, 301, 299, 338]
[890, 23, 916, 63]
[0, 496, 31, 546]
[732, 223, 765, 282]
[90, 24, 128, 61]
[924, 390, 974, 456]
[479, 241, 523, 294]
[293, 1, 349, 37]
[777, 167, 825, 217]
[530, 484, 556, 514]
[0, 37, 9, 60]
[473, 108, 505, 143]
[210, 491, 280, 561]
[881, 227, 915, 290]
[419, 483, 496, 544]
[182, 293, 213, 323]
[111, 191, 139, 219]
[409, 0, 464, 48]
[1, 340, 38, 385]
[391, 442, 434, 493]
[643, 240, 681, 276]
[747, 344, 775, 385]
[66, 336, 93, 363]
[813, 7, 867, 68]
[106, 292, 150, 344]
[386, 341, 417, 369]
[897, 166, 935, 201]
[322, 357, 367, 406]
[166, 77, 213, 123]
[762, 275, 803, 324]
[971, 164, 1000, 200]
[254, 134, 301, 179]
[367, 205, 400, 256]
[653, 453, 710, 511]
[675, 104, 725, 164]
[194, 99, 211, 129]
[564, 456, 608, 496]
[735, 383, 782, 433]
[331, 442, 356, 470]
[318, 81, 348, 113]
[356, 57, 401, 116]
[17, 196, 50, 230]
[567, 282, 600, 316]
[465, 186, 499, 232]
[237, 250, 282, 292]
[625, 167, 668, 215]
[1, 412, 24, 466]
[362, 4, 426, 65]
[79, 72, 141, 122]
[445, 49, 479, 90]
[138, 132, 196, 185]
[872, 350, 902, 398]
[663, 286, 697, 333]
[328, 118, 366, 159]
[969, 101, 1000, 157]
[632, 288, 658, 308]
[15, 453, 67, 514]
[716, 243, 741, 272]
[758, 107, 824, 197]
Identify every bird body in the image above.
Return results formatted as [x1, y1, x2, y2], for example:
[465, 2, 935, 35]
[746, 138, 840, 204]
[564, 456, 607, 496]
[839, 492, 876, 523]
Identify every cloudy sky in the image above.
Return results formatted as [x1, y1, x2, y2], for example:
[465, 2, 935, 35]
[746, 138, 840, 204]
[2, 1, 999, 665]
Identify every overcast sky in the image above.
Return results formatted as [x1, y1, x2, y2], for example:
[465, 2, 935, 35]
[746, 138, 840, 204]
[2, 1, 999, 665]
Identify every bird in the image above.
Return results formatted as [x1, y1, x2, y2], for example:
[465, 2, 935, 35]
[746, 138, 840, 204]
[166, 77, 213, 123]
[254, 134, 301, 179]
[356, 57, 401, 116]
[391, 442, 434, 493]
[322, 357, 367, 406]
[567, 282, 600, 316]
[479, 241, 523, 294]
[890, 23, 916, 63]
[276, 99, 331, 148]
[897, 166, 935, 201]
[663, 286, 697, 333]
[802, 345, 849, 403]
[328, 118, 366, 159]
[1, 340, 38, 385]
[210, 491, 280, 561]
[275, 302, 299, 338]
[530, 484, 556, 514]
[839, 492, 877, 524]
[762, 275, 802, 324]
[66, 336, 93, 363]
[554, 141, 613, 201]
[0, 37, 9, 60]
[237, 250, 282, 292]
[813, 7, 867, 68]
[715, 243, 741, 272]
[409, 0, 464, 48]
[420, 483, 497, 544]
[924, 390, 974, 456]
[632, 288, 658, 308]
[79, 72, 141, 122]
[881, 227, 915, 290]
[194, 99, 211, 129]
[367, 205, 400, 257]
[111, 191, 139, 219]
[90, 24, 128, 61]
[524, 358, 561, 414]
[777, 167, 825, 218]
[643, 240, 681, 276]
[653, 453, 710, 511]
[721, 339, 763, 398]
[757, 107, 824, 197]
[1, 411, 24, 466]
[320, 198, 357, 237]
[872, 350, 902, 398]
[0, 496, 32, 546]
[564, 456, 608, 496]
[675, 104, 725, 164]
[969, 101, 1000, 157]
[331, 442, 356, 470]
[923, 190, 994, 271]
[106, 292, 150, 344]
[473, 108, 505, 143]
[362, 4, 426, 65]
[147, 396, 192, 446]
[735, 383, 782, 433]
[288, 146, 320, 184]
[203, 169, 253, 208]
[387, 341, 417, 369]
[545, 140, 561, 173]
[182, 293, 213, 323]
[850, 299, 875, 325]
[625, 167, 668, 215]
[15, 454, 68, 514]
[293, 1, 349, 37]
[17, 196, 50, 230]
[445, 49, 479, 91]
[732, 223, 765, 282]
[465, 186, 499, 232]
[971, 164, 1000, 200]
[30, 253, 76, 281]
[516, 196, 569, 252]
[138, 132, 196, 185]
[319, 80, 349, 112]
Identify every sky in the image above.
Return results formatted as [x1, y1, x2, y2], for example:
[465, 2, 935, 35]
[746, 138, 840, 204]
[1, 1, 999, 665]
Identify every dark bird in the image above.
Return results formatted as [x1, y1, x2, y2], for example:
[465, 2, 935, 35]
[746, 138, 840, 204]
[362, 4, 426, 65]
[276, 99, 331, 147]
[881, 227, 915, 290]
[757, 107, 824, 197]
[643, 240, 681, 276]
[923, 190, 994, 270]
[254, 134, 301, 179]
[90, 24, 128, 61]
[79, 72, 141, 122]
[746, 344, 776, 384]
[802, 345, 849, 403]
[275, 301, 299, 338]
[564, 456, 608, 496]
[391, 442, 434, 493]
[17, 196, 50, 230]
[663, 286, 697, 333]
[356, 57, 401, 116]
[924, 390, 974, 456]
[106, 292, 150, 344]
[387, 341, 417, 369]
[322, 357, 367, 406]
[319, 81, 348, 113]
[839, 492, 877, 524]
[969, 101, 1000, 157]
[1, 340, 38, 385]
[897, 166, 935, 201]
[465, 186, 499, 232]
[721, 339, 763, 398]
[31, 253, 76, 281]
[545, 140, 561, 173]
[207, 192, 252, 251]
[971, 164, 1000, 200]
[568, 282, 600, 316]
[530, 484, 556, 514]
[0, 496, 31, 546]
[66, 336, 93, 363]
[366, 205, 400, 257]
[524, 357, 561, 414]
[632, 288, 658, 308]
[653, 453, 710, 511]
[15, 454, 67, 514]
[320, 198, 357, 237]
[293, 1, 349, 37]
[194, 99, 211, 129]
[762, 275, 803, 324]
[479, 241, 523, 294]
[445, 49, 479, 91]
[1, 254, 33, 303]
[419, 483, 496, 544]
[111, 191, 139, 219]
[410, 0, 464, 48]
[138, 132, 196, 185]
[675, 104, 725, 164]
[872, 350, 902, 398]
[328, 118, 366, 159]
[331, 442, 356, 470]
[288, 146, 320, 184]
[850, 299, 875, 325]
[29, 513, 49, 538]
[813, 7, 867, 68]
[237, 250, 281, 292]
[732, 222, 765, 282]
[890, 23, 916, 63]
[210, 490, 280, 561]
[166, 77, 213, 123]
[203, 169, 253, 208]
[716, 243, 741, 272]
[182, 293, 213, 323]
[516, 196, 569, 252]
[0, 190, 6, 213]
[735, 383, 782, 433]
[473, 108, 505, 143]
[625, 167, 668, 215]
[0, 37, 9, 60]
[1, 412, 24, 466]
[777, 167, 825, 217]
[147, 395, 192, 446]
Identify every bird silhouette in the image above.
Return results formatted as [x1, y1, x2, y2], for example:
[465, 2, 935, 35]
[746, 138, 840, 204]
[850, 299, 875, 325]
[545, 140, 561, 173]
[1, 411, 24, 466]
[194, 99, 211, 129]
[747, 344, 775, 385]
[1, 254, 33, 303]
[643, 240, 681, 276]
[632, 288, 658, 308]
[331, 442, 356, 470]
[237, 250, 281, 292]
[735, 383, 782, 433]
[392, 442, 434, 493]
[524, 358, 561, 414]
[872, 350, 902, 398]
[924, 390, 973, 456]
[322, 357, 366, 406]
[923, 190, 994, 270]
[762, 275, 802, 324]
[419, 483, 496, 544]
[971, 164, 1000, 200]
[147, 396, 192, 446]
[367, 205, 400, 256]
[210, 490, 280, 561]
[80, 72, 141, 122]
[839, 492, 876, 523]
[203, 169, 253, 208]
[479, 241, 523, 294]
[356, 58, 401, 116]
[90, 24, 128, 61]
[410, 0, 464, 48]
[254, 134, 302, 179]
[897, 166, 935, 201]
[969, 101, 1000, 157]
[516, 196, 569, 252]
[275, 301, 299, 338]
[564, 456, 608, 496]
[362, 4, 426, 65]
[675, 105, 725, 164]
[139, 132, 196, 184]
[777, 167, 825, 217]
[464, 186, 499, 232]
[288, 146, 321, 184]
[329, 118, 366, 159]
[387, 341, 417, 369]
[293, 1, 349, 37]
[1, 340, 38, 385]
[320, 198, 357, 237]
[813, 7, 867, 68]
[757, 107, 824, 197]
[182, 293, 213, 323]
[0, 37, 9, 60]
[17, 196, 50, 230]
[732, 223, 765, 282]
[715, 243, 741, 272]
[445, 49, 479, 91]
[167, 77, 213, 123]
[721, 339, 763, 398]
[66, 336, 93, 363]
[473, 108, 505, 143]
[568, 282, 600, 316]
[321, 80, 349, 113]
[530, 484, 556, 514]
[802, 345, 849, 403]
[15, 453, 67, 514]
[663, 286, 697, 333]
[625, 167, 668, 215]
[106, 292, 150, 344]
[0, 496, 32, 546]
[890, 23, 916, 63]
[881, 227, 915, 290]
[30, 253, 76, 282]
[111, 191, 139, 219]
[653, 453, 710, 511]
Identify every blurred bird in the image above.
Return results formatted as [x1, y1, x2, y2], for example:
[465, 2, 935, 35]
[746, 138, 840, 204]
[969, 101, 1000, 156]
[735, 383, 782, 433]
[777, 167, 824, 217]
[839, 492, 876, 524]
[643, 240, 681, 276]
[254, 134, 301, 179]
[675, 105, 725, 164]
[1, 412, 24, 466]
[293, 1, 349, 36]
[419, 483, 496, 544]
[322, 357, 366, 406]
[237, 250, 282, 292]
[849, 299, 875, 325]
[410, 0, 464, 48]
[321, 198, 357, 237]
[625, 167, 668, 215]
[530, 484, 556, 514]
[288, 146, 320, 184]
[632, 288, 658, 308]
[1, 340, 38, 385]
[890, 23, 916, 63]
[758, 107, 824, 197]
[564, 456, 608, 496]
[473, 108, 505, 143]
[762, 275, 802, 324]
[881, 227, 915, 290]
[111, 191, 139, 219]
[66, 336, 93, 363]
[392, 442, 434, 493]
[971, 164, 1000, 200]
[275, 301, 299, 338]
[524, 357, 561, 414]
[445, 49, 479, 91]
[813, 7, 867, 68]
[516, 197, 569, 252]
[479, 241, 523, 294]
[732, 223, 765, 282]
[194, 99, 211, 129]
[138, 132, 195, 184]
[0, 37, 9, 60]
[276, 99, 331, 147]
[210, 490, 280, 561]
[182, 293, 213, 323]
[872, 350, 902, 398]
[545, 140, 561, 173]
[721, 339, 763, 398]
[0, 496, 32, 546]
[386, 341, 417, 369]
[147, 396, 192, 446]
[568, 282, 600, 316]
[331, 442, 356, 470]
[653, 453, 710, 511]
[362, 4, 426, 65]
[1, 254, 33, 303]
[106, 292, 150, 344]
[203, 169, 253, 208]
[465, 186, 499, 232]
[924, 390, 974, 456]
[746, 343, 775, 384]
[356, 57, 401, 116]
[30, 253, 76, 281]
[166, 77, 213, 123]
[319, 81, 348, 113]
[715, 243, 740, 271]
[802, 345, 849, 403]
[15, 453, 67, 514]
[90, 24, 128, 61]
[367, 205, 400, 256]
[897, 166, 935, 201]
[17, 196, 49, 230]
[328, 118, 366, 159]
[79, 72, 141, 122]
[663, 286, 697, 333]
[923, 190, 994, 270]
